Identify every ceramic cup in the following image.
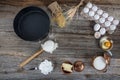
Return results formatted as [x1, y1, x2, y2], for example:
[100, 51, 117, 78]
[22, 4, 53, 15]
[92, 53, 111, 72]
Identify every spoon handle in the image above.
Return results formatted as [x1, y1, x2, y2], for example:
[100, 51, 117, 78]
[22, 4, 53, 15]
[19, 49, 44, 68]
[107, 50, 112, 56]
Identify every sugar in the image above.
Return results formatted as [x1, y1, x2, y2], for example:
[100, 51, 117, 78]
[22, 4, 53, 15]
[93, 56, 106, 70]
[38, 60, 53, 75]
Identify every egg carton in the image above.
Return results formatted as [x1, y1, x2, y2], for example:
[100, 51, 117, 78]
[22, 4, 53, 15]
[81, 2, 119, 38]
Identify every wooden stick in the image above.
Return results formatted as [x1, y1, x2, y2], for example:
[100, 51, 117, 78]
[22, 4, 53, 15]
[19, 49, 44, 68]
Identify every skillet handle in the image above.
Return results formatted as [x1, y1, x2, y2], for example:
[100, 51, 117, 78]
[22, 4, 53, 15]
[19, 49, 44, 68]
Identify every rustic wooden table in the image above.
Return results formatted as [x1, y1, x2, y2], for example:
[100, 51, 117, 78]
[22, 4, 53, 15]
[0, 0, 120, 80]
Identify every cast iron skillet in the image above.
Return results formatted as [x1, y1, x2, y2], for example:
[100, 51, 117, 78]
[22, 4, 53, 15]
[14, 6, 50, 41]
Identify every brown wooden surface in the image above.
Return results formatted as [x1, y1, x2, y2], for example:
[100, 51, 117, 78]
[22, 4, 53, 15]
[0, 0, 120, 80]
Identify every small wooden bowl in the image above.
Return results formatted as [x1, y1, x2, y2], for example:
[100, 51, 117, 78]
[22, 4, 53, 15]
[74, 61, 85, 72]
[61, 61, 73, 74]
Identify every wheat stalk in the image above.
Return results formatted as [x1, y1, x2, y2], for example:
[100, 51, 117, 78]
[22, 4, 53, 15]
[65, 0, 84, 20]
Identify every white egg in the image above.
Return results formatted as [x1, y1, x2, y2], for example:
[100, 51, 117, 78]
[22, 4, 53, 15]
[89, 11, 95, 17]
[110, 25, 116, 30]
[105, 21, 111, 27]
[97, 9, 103, 15]
[92, 5, 98, 11]
[108, 16, 114, 22]
[94, 24, 101, 31]
[94, 32, 101, 39]
[99, 28, 106, 35]
[94, 14, 100, 20]
[102, 13, 108, 18]
[83, 7, 89, 13]
[113, 20, 119, 25]
[86, 2, 92, 8]
[99, 18, 105, 23]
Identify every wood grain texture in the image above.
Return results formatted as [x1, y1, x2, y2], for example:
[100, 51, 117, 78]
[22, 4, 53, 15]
[0, 0, 120, 79]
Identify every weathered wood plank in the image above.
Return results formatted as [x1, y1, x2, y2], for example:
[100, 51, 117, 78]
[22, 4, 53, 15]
[0, 0, 120, 6]
[0, 55, 120, 79]
[0, 55, 120, 72]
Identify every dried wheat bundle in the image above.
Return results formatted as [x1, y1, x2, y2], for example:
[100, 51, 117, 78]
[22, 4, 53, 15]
[64, 0, 84, 20]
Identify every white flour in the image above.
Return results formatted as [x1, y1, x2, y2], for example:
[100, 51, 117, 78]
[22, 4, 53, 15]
[41, 40, 58, 53]
[38, 59, 53, 75]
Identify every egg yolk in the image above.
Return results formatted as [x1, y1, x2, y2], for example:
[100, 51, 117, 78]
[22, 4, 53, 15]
[104, 41, 111, 48]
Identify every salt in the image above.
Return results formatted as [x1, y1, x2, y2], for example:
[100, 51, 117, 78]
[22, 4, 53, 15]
[41, 40, 58, 53]
[38, 60, 53, 75]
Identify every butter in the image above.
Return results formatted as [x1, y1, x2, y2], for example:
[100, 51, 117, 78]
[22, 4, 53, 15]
[62, 63, 73, 72]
